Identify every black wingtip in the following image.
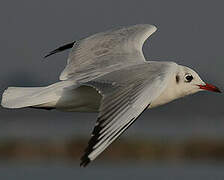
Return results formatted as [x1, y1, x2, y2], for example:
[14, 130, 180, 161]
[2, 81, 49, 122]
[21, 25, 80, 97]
[44, 41, 76, 59]
[44, 50, 60, 58]
[80, 156, 91, 167]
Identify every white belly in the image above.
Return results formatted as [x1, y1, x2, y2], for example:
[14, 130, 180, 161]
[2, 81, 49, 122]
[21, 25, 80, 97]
[55, 86, 102, 112]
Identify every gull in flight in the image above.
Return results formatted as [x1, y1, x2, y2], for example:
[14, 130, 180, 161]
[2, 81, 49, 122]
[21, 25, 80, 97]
[1, 24, 221, 166]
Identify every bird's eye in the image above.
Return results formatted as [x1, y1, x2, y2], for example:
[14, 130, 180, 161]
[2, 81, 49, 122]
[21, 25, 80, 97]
[184, 74, 193, 82]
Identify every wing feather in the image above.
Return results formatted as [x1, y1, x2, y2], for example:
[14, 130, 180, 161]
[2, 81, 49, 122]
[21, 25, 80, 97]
[80, 63, 177, 166]
[60, 24, 157, 80]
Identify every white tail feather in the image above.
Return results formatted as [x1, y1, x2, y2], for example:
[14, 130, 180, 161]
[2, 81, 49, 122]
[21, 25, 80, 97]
[1, 81, 74, 109]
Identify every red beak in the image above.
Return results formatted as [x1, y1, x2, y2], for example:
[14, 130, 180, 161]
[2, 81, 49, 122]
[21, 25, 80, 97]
[199, 83, 221, 93]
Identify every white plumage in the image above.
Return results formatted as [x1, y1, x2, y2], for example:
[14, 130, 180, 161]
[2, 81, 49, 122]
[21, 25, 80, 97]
[1, 24, 221, 166]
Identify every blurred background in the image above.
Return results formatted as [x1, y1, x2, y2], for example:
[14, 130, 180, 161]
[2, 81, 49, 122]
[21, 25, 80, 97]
[0, 0, 224, 179]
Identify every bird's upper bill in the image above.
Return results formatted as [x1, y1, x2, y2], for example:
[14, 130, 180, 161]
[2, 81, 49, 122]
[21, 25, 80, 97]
[198, 83, 221, 93]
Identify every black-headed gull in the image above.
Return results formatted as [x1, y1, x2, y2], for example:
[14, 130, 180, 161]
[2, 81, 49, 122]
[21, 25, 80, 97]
[1, 24, 221, 166]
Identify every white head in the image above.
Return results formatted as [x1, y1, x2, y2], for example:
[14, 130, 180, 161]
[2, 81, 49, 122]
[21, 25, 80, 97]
[150, 64, 221, 108]
[175, 65, 221, 96]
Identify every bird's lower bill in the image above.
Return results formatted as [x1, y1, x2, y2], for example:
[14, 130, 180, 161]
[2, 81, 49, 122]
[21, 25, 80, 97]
[198, 83, 221, 93]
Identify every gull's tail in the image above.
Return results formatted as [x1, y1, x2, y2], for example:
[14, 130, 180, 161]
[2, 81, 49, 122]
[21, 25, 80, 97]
[1, 81, 73, 109]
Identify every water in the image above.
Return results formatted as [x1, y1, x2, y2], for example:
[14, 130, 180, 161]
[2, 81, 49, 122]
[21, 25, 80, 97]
[0, 161, 224, 180]
[1, 111, 224, 141]
[1, 105, 224, 180]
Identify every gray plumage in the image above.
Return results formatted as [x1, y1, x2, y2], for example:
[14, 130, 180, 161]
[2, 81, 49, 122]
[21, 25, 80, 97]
[60, 24, 157, 81]
[1, 24, 220, 167]
[80, 62, 176, 166]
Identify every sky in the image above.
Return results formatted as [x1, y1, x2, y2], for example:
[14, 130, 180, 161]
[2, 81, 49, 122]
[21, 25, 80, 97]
[0, 0, 223, 138]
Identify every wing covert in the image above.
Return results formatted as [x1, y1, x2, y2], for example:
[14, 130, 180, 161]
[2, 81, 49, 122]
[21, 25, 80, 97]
[60, 24, 157, 80]
[80, 62, 177, 166]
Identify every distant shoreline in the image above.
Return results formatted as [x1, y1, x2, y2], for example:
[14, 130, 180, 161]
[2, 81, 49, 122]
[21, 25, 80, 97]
[0, 137, 224, 162]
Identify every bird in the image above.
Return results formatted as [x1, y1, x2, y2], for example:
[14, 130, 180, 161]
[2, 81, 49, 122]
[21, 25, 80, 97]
[1, 24, 221, 167]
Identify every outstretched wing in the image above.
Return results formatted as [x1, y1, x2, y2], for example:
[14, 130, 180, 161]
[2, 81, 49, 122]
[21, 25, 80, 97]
[80, 62, 177, 166]
[60, 24, 157, 80]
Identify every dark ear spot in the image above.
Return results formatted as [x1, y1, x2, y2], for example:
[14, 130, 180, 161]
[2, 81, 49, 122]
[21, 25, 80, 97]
[176, 75, 180, 83]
